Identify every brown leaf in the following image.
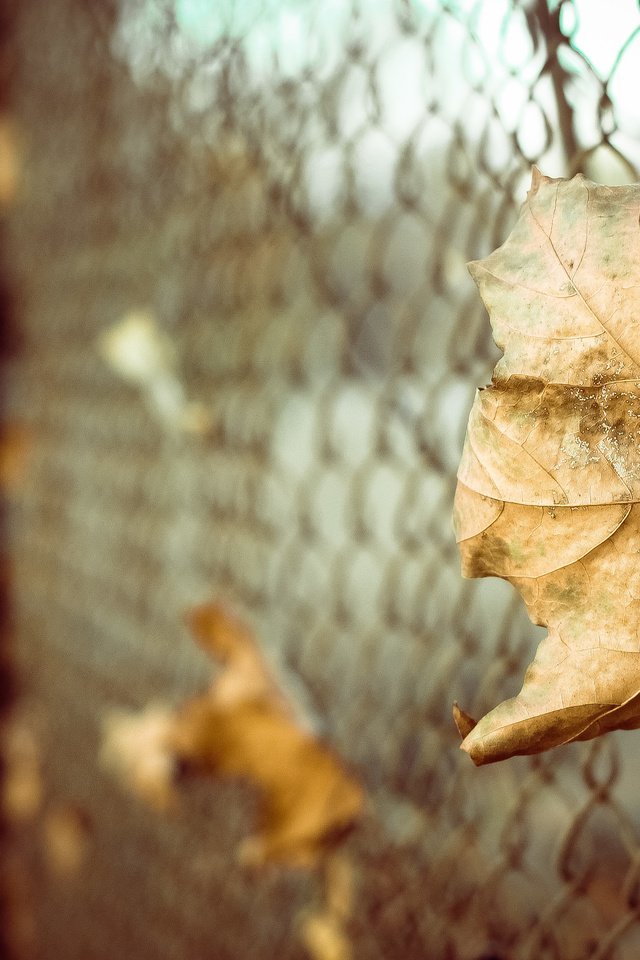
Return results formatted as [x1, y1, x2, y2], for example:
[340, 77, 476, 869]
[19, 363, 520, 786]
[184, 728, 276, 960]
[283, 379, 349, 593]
[100, 703, 177, 811]
[171, 695, 363, 867]
[452, 702, 477, 739]
[185, 602, 294, 715]
[42, 805, 92, 879]
[297, 853, 355, 960]
[99, 311, 213, 434]
[2, 721, 42, 823]
[454, 170, 640, 764]
[103, 604, 364, 867]
[0, 422, 33, 495]
[172, 605, 364, 867]
[299, 910, 352, 960]
[0, 116, 21, 207]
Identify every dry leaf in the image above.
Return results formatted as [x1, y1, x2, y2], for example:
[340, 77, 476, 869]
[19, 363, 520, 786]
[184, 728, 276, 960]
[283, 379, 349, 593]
[100, 702, 177, 811]
[100, 310, 175, 384]
[454, 169, 640, 764]
[171, 695, 363, 867]
[185, 603, 296, 716]
[323, 852, 355, 921]
[0, 422, 33, 495]
[299, 910, 352, 960]
[171, 604, 364, 868]
[298, 853, 355, 960]
[99, 310, 212, 434]
[0, 116, 21, 207]
[2, 722, 42, 823]
[101, 605, 364, 867]
[42, 805, 91, 879]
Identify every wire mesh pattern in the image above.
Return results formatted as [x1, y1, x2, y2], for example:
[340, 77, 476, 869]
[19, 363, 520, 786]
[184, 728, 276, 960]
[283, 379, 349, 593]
[3, 1, 640, 958]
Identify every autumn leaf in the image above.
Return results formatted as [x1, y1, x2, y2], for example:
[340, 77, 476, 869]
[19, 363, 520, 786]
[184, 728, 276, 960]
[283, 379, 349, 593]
[0, 422, 33, 496]
[298, 853, 356, 960]
[100, 702, 178, 811]
[0, 115, 21, 207]
[99, 311, 211, 434]
[42, 805, 92, 880]
[172, 603, 364, 868]
[299, 909, 352, 960]
[185, 603, 295, 718]
[102, 604, 364, 868]
[2, 720, 42, 823]
[454, 169, 640, 765]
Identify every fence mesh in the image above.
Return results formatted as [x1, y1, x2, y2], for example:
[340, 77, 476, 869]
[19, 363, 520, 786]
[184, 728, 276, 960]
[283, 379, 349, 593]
[3, 1, 640, 958]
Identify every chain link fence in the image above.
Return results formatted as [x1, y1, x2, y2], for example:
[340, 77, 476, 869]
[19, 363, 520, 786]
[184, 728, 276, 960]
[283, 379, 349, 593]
[3, 0, 640, 957]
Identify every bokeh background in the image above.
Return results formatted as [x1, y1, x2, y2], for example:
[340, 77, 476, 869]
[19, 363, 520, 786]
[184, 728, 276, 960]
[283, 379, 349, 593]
[3, 1, 640, 958]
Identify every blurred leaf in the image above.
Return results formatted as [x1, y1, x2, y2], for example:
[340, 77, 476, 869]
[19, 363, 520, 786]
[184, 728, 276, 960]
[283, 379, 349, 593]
[299, 853, 355, 960]
[42, 805, 92, 880]
[0, 116, 21, 207]
[99, 311, 212, 434]
[100, 703, 178, 811]
[102, 604, 364, 868]
[99, 310, 176, 386]
[1, 720, 42, 823]
[299, 909, 352, 960]
[186, 603, 296, 716]
[172, 604, 364, 868]
[0, 422, 32, 495]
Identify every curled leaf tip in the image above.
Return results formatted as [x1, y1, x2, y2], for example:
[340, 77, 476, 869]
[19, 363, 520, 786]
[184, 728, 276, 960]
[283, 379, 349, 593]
[529, 165, 548, 195]
[466, 258, 481, 279]
[452, 702, 477, 739]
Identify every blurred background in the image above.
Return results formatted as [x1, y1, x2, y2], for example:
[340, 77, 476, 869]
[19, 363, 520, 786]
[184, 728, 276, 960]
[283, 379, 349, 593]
[2, 0, 640, 958]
